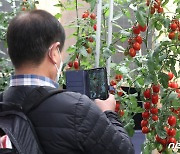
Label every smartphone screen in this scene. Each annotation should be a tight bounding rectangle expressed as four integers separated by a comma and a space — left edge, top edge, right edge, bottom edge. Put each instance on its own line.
87, 68, 108, 100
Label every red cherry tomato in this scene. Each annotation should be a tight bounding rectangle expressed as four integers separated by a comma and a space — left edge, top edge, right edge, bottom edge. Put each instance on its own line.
141, 120, 148, 127
142, 111, 150, 119
115, 74, 123, 81
129, 48, 136, 57
68, 61, 73, 68
151, 94, 159, 104
168, 32, 175, 40
142, 126, 149, 134
134, 35, 143, 44
157, 7, 164, 13
150, 107, 158, 114
167, 115, 176, 126
152, 84, 160, 93
90, 13, 96, 20
132, 26, 140, 35
93, 24, 97, 31
143, 89, 151, 99
168, 137, 176, 144
73, 61, 79, 69
138, 24, 147, 32
170, 23, 177, 31
144, 102, 151, 110
152, 115, 158, 121
150, 7, 155, 14
168, 72, 174, 80
167, 128, 176, 137
133, 42, 141, 51
110, 80, 117, 86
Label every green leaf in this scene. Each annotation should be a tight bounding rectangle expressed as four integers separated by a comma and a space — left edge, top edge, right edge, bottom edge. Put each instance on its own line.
162, 0, 169, 6
54, 13, 62, 19
136, 11, 145, 27
159, 72, 168, 88
113, 13, 123, 21
118, 66, 129, 74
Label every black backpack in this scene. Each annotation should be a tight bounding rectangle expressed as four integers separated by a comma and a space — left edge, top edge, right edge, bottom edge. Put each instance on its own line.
0, 86, 64, 154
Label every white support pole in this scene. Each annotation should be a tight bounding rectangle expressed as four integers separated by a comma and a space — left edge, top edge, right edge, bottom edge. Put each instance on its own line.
106, 0, 114, 83
95, 0, 102, 68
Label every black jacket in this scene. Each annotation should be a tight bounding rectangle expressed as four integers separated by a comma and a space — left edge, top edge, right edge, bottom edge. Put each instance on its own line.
3, 86, 135, 154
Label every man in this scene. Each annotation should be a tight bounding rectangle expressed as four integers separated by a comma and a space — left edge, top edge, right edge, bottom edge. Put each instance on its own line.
4, 10, 134, 154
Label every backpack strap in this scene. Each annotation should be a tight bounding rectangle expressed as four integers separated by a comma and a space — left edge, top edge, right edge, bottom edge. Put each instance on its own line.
23, 86, 65, 114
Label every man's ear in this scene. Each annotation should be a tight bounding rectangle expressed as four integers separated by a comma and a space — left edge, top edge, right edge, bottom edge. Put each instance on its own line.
48, 42, 60, 64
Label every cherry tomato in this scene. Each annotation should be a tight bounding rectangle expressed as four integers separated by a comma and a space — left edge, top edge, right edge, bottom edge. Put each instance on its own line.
82, 13, 89, 18
68, 61, 73, 68
168, 32, 175, 40
168, 82, 172, 88
176, 89, 180, 93
73, 61, 79, 69
168, 137, 176, 144
141, 120, 148, 127
170, 23, 177, 31
86, 47, 92, 54
110, 80, 116, 86
93, 24, 97, 31
129, 48, 136, 57
151, 94, 158, 104
115, 103, 120, 112
155, 135, 167, 145
142, 126, 149, 134
152, 84, 160, 93
132, 26, 140, 35
90, 13, 96, 20
142, 111, 150, 119
138, 24, 147, 32
154, 0, 161, 8
167, 128, 176, 137
117, 91, 123, 97
88, 37, 94, 42
143, 89, 151, 99
144, 102, 151, 110
150, 107, 158, 114
167, 115, 176, 126
157, 7, 164, 13
133, 42, 141, 51
150, 7, 155, 14
134, 35, 143, 44
152, 115, 158, 121
115, 74, 123, 81
171, 82, 178, 89
168, 72, 174, 80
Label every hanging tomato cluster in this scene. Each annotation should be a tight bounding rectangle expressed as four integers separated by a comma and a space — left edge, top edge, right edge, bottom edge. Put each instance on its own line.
168, 18, 180, 40
127, 24, 147, 57
110, 74, 125, 116
146, 0, 164, 14
141, 71, 180, 152
141, 83, 160, 134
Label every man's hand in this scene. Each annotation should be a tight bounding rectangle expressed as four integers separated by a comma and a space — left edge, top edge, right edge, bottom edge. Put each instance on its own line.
95, 94, 116, 112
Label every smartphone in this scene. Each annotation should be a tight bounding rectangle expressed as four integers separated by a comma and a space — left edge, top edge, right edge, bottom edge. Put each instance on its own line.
87, 67, 109, 100
65, 67, 109, 100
